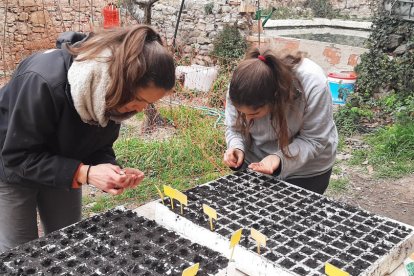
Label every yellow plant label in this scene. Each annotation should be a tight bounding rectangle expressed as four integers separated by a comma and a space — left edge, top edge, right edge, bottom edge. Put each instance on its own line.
203, 204, 217, 231
203, 204, 217, 219
325, 263, 350, 276
163, 185, 177, 209
251, 228, 267, 247
154, 184, 165, 205
182, 263, 199, 276
230, 228, 242, 248
251, 228, 267, 255
163, 185, 187, 214
175, 190, 188, 206
229, 228, 243, 260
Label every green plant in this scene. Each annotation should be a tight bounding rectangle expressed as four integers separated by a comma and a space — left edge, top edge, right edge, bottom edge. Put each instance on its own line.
395, 95, 414, 124
212, 25, 247, 66
304, 0, 337, 18
269, 6, 313, 19
355, 14, 414, 102
328, 179, 349, 192
334, 106, 373, 136
349, 122, 414, 178
208, 72, 230, 109
204, 2, 214, 15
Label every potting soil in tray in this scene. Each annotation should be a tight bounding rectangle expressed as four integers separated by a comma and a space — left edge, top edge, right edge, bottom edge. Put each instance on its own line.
0, 207, 228, 276
155, 170, 414, 276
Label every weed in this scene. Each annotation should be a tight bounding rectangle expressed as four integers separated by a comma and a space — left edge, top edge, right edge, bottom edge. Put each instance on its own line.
349, 122, 414, 178
208, 71, 231, 108
328, 178, 348, 192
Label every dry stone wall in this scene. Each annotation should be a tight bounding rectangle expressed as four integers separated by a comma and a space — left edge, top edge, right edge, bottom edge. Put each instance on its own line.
0, 0, 113, 73
149, 0, 252, 65
1, 0, 374, 73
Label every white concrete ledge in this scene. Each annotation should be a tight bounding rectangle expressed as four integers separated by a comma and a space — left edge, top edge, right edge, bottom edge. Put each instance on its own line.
265, 18, 372, 30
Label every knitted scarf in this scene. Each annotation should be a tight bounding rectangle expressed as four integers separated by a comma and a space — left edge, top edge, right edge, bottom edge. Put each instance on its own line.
67, 49, 136, 127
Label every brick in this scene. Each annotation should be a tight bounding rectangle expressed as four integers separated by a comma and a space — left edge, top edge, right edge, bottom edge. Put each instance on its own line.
323, 46, 341, 65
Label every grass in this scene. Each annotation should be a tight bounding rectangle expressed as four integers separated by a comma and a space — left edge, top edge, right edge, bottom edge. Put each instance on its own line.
328, 178, 349, 192
82, 105, 414, 215
349, 122, 414, 178
83, 106, 230, 215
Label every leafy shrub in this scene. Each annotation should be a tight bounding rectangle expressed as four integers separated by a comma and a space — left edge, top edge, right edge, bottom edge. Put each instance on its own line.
355, 13, 414, 100
304, 0, 337, 18
334, 106, 373, 135
269, 6, 313, 20
212, 25, 247, 66
395, 95, 414, 124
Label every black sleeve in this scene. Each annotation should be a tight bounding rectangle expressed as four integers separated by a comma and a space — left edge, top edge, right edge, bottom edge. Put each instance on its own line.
87, 146, 118, 166
1, 72, 81, 189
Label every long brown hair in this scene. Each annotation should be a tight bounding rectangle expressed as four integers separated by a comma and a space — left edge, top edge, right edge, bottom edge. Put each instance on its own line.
67, 25, 175, 111
229, 48, 304, 158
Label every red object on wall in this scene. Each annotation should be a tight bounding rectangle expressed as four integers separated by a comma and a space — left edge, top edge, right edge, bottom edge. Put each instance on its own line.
103, 4, 120, 29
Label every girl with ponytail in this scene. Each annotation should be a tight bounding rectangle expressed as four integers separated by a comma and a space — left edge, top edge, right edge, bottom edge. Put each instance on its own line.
224, 48, 338, 194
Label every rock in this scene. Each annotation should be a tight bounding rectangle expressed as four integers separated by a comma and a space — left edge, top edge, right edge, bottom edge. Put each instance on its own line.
18, 12, 29, 21
336, 153, 351, 161
30, 11, 49, 26
385, 34, 404, 51
86, 202, 97, 208
19, 0, 37, 7
393, 42, 414, 55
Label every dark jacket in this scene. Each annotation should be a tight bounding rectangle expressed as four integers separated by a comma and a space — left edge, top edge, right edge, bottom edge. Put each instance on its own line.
0, 48, 120, 190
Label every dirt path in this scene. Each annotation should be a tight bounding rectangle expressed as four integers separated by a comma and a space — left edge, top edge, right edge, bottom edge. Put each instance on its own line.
328, 169, 414, 227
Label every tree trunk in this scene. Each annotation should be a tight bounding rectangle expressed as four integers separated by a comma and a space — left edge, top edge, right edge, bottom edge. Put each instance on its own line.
125, 0, 171, 134
142, 103, 169, 134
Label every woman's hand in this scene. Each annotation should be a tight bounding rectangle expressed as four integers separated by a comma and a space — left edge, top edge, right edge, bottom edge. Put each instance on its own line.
80, 164, 137, 195
122, 167, 145, 189
248, 155, 280, 175
223, 148, 244, 168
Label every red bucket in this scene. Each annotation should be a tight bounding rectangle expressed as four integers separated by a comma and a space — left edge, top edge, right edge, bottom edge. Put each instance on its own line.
103, 4, 120, 29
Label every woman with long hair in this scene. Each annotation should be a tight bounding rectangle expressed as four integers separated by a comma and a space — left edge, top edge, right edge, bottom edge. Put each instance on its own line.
0, 25, 175, 251
224, 48, 338, 194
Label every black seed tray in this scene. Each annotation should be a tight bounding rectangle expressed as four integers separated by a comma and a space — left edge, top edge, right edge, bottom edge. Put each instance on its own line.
162, 170, 414, 275
0, 207, 228, 276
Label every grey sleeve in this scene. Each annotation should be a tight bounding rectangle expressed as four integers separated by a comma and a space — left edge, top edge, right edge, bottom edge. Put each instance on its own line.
275, 82, 335, 178
224, 93, 246, 152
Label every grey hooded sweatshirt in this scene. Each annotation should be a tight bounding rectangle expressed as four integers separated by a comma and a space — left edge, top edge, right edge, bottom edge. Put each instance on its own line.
225, 58, 338, 179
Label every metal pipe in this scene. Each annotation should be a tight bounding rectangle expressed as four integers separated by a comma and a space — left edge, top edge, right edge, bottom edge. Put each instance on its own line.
172, 0, 185, 48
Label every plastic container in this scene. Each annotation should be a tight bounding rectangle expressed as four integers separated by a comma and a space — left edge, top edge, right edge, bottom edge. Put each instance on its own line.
175, 65, 219, 93
103, 4, 120, 29
328, 72, 357, 105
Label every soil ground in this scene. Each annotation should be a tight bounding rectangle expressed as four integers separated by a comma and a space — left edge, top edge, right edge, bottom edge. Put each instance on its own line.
328, 166, 414, 227
1, 78, 412, 228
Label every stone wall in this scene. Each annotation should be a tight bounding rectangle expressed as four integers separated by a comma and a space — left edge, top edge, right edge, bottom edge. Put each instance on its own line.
0, 0, 117, 73
0, 0, 252, 72
0, 0, 374, 73
149, 0, 252, 65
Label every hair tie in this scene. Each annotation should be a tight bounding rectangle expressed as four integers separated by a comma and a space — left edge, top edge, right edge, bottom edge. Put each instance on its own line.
258, 55, 266, 62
